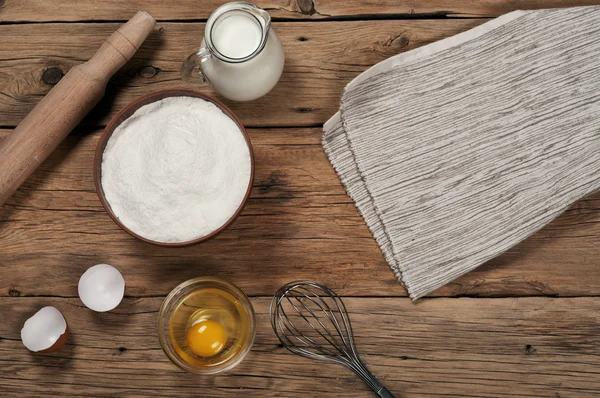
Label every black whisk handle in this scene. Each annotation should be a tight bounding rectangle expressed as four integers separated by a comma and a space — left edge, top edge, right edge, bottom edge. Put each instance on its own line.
376, 386, 396, 398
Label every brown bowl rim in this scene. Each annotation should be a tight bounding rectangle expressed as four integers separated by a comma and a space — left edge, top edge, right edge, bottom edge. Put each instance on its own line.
93, 89, 255, 247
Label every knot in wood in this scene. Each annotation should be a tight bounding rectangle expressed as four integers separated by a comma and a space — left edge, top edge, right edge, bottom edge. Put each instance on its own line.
297, 0, 315, 15
0, 0, 6, 9
8, 289, 20, 297
139, 66, 159, 78
42, 67, 64, 85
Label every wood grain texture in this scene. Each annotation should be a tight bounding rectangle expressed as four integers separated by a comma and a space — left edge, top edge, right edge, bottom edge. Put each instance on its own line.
1, 129, 600, 298
1, 0, 600, 21
0, 19, 483, 127
1, 296, 598, 397
1, 3, 599, 396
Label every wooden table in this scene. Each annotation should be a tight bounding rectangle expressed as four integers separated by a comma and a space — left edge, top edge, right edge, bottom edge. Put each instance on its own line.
1, 1, 599, 396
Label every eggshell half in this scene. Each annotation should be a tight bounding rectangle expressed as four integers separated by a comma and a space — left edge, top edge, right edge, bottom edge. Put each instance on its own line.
21, 306, 69, 352
78, 263, 125, 312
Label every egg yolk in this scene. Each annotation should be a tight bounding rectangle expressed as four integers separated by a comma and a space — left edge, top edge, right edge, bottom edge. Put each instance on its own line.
186, 319, 227, 357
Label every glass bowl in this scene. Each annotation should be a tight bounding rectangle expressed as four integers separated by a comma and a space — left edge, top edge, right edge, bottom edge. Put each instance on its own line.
158, 277, 256, 374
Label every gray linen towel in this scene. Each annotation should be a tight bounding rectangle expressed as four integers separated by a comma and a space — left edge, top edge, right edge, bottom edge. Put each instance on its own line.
323, 6, 600, 299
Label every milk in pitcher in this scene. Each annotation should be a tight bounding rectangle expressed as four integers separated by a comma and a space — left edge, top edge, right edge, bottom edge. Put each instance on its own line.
182, 2, 285, 102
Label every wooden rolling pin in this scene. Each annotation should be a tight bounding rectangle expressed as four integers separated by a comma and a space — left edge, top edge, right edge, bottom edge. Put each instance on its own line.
0, 11, 156, 206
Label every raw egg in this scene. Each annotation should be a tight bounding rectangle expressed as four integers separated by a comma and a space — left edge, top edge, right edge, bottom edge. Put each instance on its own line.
21, 306, 69, 352
186, 319, 227, 357
78, 264, 125, 312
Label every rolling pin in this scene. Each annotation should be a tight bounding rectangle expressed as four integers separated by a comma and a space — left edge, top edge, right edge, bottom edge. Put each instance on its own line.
0, 11, 156, 206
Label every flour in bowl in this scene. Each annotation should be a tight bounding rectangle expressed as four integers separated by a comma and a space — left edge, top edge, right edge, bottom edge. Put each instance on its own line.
101, 96, 252, 243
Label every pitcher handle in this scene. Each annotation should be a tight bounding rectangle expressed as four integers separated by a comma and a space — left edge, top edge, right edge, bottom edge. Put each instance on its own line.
181, 47, 211, 83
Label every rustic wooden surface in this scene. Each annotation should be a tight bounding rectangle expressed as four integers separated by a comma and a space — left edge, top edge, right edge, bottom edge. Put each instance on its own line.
2, 297, 599, 396
1, 1, 599, 397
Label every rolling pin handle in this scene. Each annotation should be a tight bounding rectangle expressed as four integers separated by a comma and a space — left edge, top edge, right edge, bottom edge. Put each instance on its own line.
0, 11, 156, 207
86, 11, 156, 80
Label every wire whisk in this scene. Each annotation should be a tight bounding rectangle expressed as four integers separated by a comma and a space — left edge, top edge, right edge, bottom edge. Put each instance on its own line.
270, 281, 396, 398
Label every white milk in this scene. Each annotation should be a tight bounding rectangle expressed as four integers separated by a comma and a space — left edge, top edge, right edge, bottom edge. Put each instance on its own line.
212, 14, 262, 59
200, 11, 285, 101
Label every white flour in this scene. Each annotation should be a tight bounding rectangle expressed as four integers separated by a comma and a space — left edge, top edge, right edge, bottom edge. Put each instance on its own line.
101, 96, 251, 243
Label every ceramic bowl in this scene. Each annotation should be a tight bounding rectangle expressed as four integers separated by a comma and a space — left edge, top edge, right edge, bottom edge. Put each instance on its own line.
93, 89, 254, 247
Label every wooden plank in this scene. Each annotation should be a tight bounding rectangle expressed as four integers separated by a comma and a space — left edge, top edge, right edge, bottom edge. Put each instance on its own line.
0, 20, 484, 128
1, 296, 598, 396
1, 0, 600, 22
1, 129, 600, 298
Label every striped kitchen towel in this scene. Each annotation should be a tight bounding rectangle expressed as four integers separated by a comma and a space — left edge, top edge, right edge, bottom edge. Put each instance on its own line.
323, 6, 600, 299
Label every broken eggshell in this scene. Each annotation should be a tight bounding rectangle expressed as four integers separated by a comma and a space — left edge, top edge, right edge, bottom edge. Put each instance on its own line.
78, 263, 125, 312
21, 306, 69, 353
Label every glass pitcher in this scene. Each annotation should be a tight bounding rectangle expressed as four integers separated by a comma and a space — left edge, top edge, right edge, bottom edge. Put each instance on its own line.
181, 2, 285, 102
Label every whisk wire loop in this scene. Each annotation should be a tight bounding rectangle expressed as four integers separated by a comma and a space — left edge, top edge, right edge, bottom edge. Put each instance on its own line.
286, 289, 348, 352
276, 295, 346, 360
270, 281, 396, 398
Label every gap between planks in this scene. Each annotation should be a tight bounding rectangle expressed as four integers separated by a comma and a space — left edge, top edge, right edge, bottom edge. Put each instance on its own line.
0, 15, 491, 26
